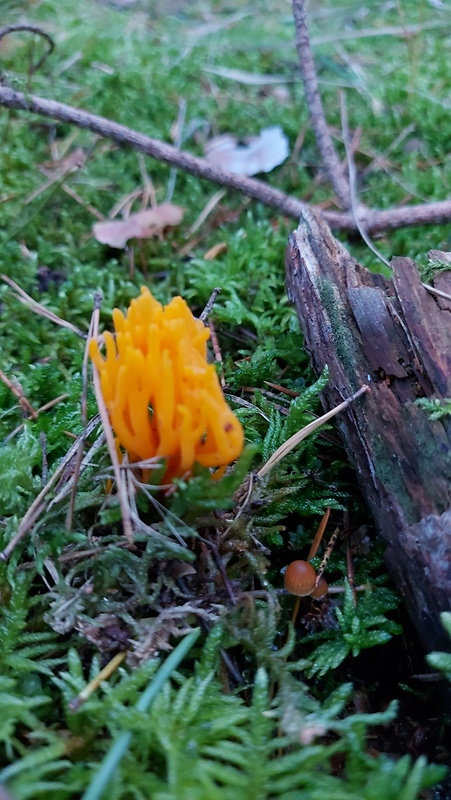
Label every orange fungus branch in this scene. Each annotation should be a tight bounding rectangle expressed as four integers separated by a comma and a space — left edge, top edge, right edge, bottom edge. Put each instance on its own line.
89, 287, 244, 481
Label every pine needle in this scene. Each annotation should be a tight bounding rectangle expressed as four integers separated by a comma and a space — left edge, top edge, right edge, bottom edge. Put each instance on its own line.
257, 385, 369, 479
1, 274, 86, 338
81, 629, 200, 800
69, 652, 127, 711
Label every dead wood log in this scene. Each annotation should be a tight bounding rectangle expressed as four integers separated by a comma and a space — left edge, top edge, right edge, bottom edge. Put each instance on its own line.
285, 209, 451, 652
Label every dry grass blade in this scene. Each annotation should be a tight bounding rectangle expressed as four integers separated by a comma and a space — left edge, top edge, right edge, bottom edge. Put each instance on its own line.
310, 19, 448, 47
257, 385, 369, 479
62, 184, 105, 220
340, 92, 391, 269
90, 339, 134, 545
66, 294, 102, 531
0, 414, 102, 561
3, 393, 69, 444
49, 431, 105, 509
0, 368, 37, 418
423, 283, 451, 302
188, 189, 226, 235
307, 506, 331, 561
0, 465, 65, 562
1, 274, 86, 338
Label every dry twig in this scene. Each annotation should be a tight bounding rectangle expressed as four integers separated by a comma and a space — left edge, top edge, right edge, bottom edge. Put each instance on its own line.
3, 393, 69, 444
1, 86, 451, 233
0, 368, 37, 419
199, 287, 221, 322
291, 0, 351, 208
0, 24, 54, 74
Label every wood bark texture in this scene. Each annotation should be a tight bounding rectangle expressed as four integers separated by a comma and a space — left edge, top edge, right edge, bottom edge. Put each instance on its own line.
285, 210, 451, 651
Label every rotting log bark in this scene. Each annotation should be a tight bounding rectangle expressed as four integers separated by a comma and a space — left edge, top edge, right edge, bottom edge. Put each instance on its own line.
285, 209, 451, 652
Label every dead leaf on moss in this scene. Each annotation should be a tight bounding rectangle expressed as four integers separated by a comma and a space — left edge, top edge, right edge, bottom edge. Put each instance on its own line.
93, 203, 184, 249
205, 126, 289, 176
204, 242, 228, 261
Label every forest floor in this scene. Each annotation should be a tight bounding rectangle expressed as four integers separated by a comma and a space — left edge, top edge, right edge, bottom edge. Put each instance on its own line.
1, 1, 451, 798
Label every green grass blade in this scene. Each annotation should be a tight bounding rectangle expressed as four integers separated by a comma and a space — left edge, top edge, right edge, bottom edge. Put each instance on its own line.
81, 628, 200, 800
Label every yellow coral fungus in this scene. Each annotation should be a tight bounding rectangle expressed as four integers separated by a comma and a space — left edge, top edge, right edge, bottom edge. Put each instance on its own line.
89, 287, 244, 482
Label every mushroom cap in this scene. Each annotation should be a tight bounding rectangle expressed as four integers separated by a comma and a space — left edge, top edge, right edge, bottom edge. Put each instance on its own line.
310, 575, 328, 599
284, 560, 317, 597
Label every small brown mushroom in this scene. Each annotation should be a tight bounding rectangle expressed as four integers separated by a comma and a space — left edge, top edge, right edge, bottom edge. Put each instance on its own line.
310, 575, 328, 599
284, 560, 317, 597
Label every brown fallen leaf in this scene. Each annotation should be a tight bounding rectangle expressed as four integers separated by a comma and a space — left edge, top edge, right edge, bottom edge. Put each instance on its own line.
93, 203, 184, 249
205, 125, 289, 176
204, 242, 228, 261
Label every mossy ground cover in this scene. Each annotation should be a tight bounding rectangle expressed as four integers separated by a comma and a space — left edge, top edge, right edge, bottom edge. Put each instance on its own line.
0, 1, 450, 798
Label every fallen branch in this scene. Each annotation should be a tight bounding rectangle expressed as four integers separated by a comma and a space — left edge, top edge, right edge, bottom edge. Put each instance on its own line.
285, 209, 451, 651
292, 0, 351, 208
1, 86, 451, 233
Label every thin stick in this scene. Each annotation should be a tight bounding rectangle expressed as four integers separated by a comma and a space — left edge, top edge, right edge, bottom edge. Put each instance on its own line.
40, 431, 48, 485
199, 287, 221, 322
307, 506, 330, 561
0, 368, 37, 418
315, 528, 340, 583
322, 200, 451, 234
257, 385, 369, 479
422, 283, 451, 302
69, 652, 127, 711
1, 86, 451, 233
208, 319, 225, 387
291, 0, 350, 208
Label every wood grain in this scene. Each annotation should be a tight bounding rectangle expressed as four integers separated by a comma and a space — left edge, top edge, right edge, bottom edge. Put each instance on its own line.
286, 210, 451, 650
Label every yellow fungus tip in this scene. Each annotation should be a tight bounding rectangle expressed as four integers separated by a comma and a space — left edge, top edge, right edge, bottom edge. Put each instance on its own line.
90, 287, 244, 482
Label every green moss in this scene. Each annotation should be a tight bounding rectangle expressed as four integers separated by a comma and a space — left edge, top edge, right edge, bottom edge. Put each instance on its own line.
317, 277, 358, 384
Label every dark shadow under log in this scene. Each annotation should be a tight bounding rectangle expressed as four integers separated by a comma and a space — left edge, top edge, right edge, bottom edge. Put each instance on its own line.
285, 210, 451, 651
